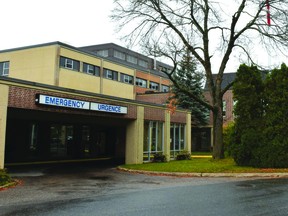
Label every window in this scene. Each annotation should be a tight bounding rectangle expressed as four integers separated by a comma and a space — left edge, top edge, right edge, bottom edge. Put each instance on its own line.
60, 56, 80, 71
143, 121, 164, 162
149, 81, 159, 91
0, 61, 9, 76
223, 100, 227, 117
161, 85, 170, 92
127, 55, 137, 64
103, 68, 118, 81
170, 124, 186, 158
135, 78, 147, 88
138, 59, 148, 68
96, 50, 108, 57
83, 63, 100, 76
121, 74, 133, 84
114, 50, 125, 60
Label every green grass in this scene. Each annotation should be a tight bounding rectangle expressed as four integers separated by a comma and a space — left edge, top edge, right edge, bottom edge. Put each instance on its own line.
120, 158, 288, 173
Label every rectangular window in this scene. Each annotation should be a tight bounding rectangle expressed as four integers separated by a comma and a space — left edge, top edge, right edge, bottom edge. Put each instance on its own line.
135, 78, 147, 88
127, 55, 137, 64
161, 85, 170, 92
0, 61, 9, 76
149, 81, 159, 91
114, 50, 126, 60
121, 73, 133, 84
60, 56, 80, 71
223, 100, 227, 117
143, 121, 164, 162
96, 50, 108, 57
170, 123, 186, 158
83, 63, 100, 76
104, 68, 118, 81
139, 59, 148, 68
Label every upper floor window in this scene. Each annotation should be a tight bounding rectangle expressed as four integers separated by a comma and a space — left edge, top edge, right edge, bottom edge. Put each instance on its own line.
60, 56, 80, 71
149, 81, 159, 91
223, 100, 227, 117
121, 74, 133, 84
135, 78, 147, 88
83, 63, 100, 76
114, 50, 125, 60
96, 50, 108, 57
161, 85, 170, 92
103, 68, 118, 81
127, 55, 137, 64
0, 61, 9, 76
139, 59, 148, 68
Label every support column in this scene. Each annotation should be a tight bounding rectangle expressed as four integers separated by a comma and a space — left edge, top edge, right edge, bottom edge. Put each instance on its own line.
125, 106, 144, 164
185, 112, 192, 153
0, 84, 8, 169
163, 110, 171, 161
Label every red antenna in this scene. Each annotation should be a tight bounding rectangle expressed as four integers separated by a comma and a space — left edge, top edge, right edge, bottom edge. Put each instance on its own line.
266, 0, 271, 26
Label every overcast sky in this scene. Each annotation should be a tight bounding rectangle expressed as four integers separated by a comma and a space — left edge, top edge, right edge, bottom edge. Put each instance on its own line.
1, 0, 286, 72
0, 0, 121, 50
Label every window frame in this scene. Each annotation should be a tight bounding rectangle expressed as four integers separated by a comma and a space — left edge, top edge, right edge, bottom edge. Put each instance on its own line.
149, 81, 159, 91
60, 56, 80, 71
135, 78, 147, 88
138, 59, 148, 68
83, 63, 100, 76
114, 50, 126, 60
161, 85, 170, 92
127, 55, 137, 64
0, 61, 9, 76
121, 73, 133, 84
104, 68, 118, 81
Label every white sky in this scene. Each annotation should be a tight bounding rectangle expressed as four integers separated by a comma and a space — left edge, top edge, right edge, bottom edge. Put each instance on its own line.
1, 0, 286, 72
0, 0, 121, 50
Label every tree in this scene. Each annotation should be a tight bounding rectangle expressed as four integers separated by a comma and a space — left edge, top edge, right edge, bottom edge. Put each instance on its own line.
169, 54, 209, 126
231, 64, 264, 166
111, 0, 288, 159
257, 63, 288, 167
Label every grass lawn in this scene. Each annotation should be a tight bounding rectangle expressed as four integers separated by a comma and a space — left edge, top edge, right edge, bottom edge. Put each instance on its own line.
120, 158, 288, 173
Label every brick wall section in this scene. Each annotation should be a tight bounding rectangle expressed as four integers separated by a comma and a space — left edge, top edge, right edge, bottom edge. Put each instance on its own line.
204, 89, 234, 126
8, 86, 188, 124
170, 111, 187, 123
144, 107, 165, 121
8, 86, 137, 120
136, 92, 170, 105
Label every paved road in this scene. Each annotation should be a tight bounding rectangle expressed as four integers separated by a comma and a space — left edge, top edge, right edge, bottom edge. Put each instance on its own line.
1, 162, 288, 216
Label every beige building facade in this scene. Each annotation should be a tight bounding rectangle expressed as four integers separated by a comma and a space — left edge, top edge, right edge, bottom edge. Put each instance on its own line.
0, 42, 191, 168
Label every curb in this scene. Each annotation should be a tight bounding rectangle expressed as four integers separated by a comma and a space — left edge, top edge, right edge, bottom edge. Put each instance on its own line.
117, 167, 288, 178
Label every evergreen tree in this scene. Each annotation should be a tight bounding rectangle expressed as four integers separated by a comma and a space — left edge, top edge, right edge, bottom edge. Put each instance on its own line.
231, 64, 264, 166
256, 63, 288, 167
169, 55, 209, 126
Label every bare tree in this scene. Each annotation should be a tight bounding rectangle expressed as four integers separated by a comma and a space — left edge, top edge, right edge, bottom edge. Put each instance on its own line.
111, 0, 288, 159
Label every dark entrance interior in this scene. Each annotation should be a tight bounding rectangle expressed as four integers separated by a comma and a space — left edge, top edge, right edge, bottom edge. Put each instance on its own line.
5, 108, 127, 163
191, 127, 212, 152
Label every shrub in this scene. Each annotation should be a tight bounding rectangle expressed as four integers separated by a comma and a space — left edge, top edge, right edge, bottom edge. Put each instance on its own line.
176, 150, 191, 160
152, 152, 167, 162
0, 169, 12, 186
223, 122, 235, 157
